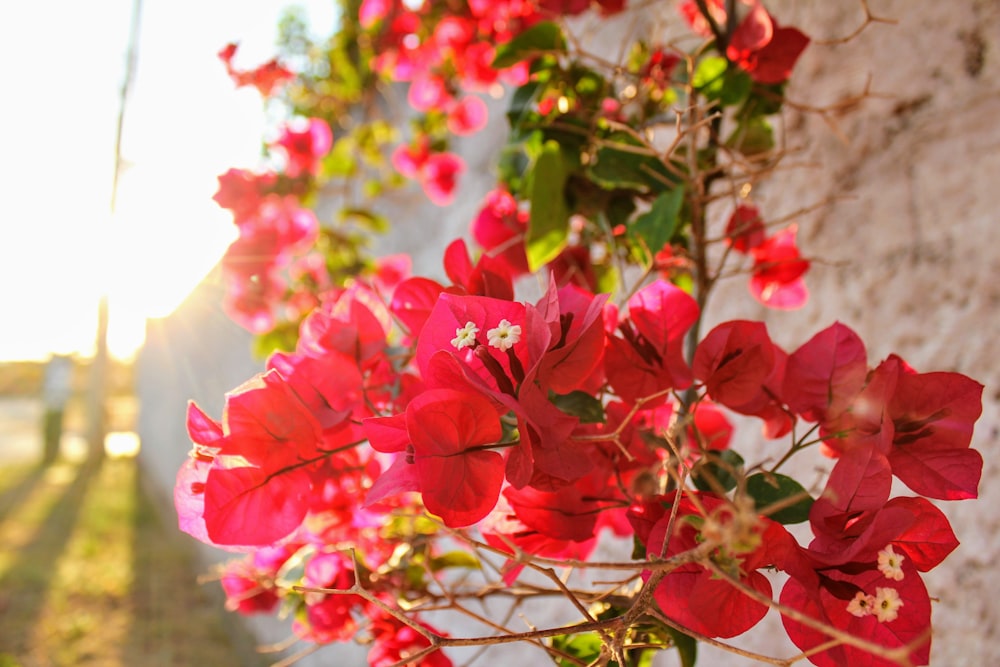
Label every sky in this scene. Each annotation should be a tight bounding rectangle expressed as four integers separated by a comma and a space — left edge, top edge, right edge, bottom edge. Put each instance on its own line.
0, 0, 336, 361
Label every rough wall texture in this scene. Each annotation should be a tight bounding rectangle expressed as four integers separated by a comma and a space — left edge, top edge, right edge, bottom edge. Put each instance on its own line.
696, 1, 1000, 664
137, 1, 1000, 664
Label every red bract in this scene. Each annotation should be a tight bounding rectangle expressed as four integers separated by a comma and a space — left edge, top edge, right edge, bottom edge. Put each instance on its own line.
218, 42, 295, 96
750, 224, 809, 309
693, 320, 780, 412
220, 557, 281, 614
448, 95, 489, 135
629, 492, 800, 638
365, 388, 507, 527
605, 279, 699, 405
293, 551, 363, 644
298, 284, 390, 367
421, 151, 465, 206
415, 291, 529, 395
885, 358, 984, 500
471, 188, 530, 277
481, 493, 598, 584
781, 561, 931, 667
213, 168, 276, 221
274, 118, 334, 178
822, 354, 984, 501
783, 322, 868, 423
727, 2, 810, 84
199, 370, 325, 547
367, 606, 453, 667
532, 280, 608, 395
725, 203, 765, 253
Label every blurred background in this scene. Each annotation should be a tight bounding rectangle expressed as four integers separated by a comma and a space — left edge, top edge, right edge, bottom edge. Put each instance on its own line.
0, 1, 333, 664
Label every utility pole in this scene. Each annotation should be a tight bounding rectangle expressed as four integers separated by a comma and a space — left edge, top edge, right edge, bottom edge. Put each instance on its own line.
87, 0, 143, 459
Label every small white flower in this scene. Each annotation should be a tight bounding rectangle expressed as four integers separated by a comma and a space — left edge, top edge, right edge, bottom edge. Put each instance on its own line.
877, 545, 905, 581
451, 321, 480, 350
873, 587, 904, 623
846, 591, 875, 618
486, 319, 522, 351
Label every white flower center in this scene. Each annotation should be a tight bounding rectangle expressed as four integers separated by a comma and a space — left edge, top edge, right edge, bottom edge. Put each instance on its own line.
451, 321, 480, 350
877, 545, 905, 581
873, 587, 903, 623
486, 319, 522, 351
846, 591, 875, 618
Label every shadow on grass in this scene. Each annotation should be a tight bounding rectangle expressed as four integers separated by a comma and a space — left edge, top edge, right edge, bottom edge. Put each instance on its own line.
0, 465, 44, 526
0, 457, 102, 656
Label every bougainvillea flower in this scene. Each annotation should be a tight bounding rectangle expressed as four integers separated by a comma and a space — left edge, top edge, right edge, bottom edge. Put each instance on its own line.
358, 0, 394, 28
780, 559, 931, 667
628, 492, 801, 638
415, 291, 529, 395
198, 370, 325, 547
783, 322, 868, 424
725, 203, 765, 253
292, 551, 363, 644
218, 42, 295, 97
391, 137, 430, 179
693, 320, 779, 411
298, 283, 391, 367
367, 604, 454, 667
726, 2, 810, 84
605, 279, 699, 405
219, 556, 281, 614
274, 118, 334, 178
212, 168, 276, 222
471, 188, 530, 277
364, 388, 507, 526
822, 354, 984, 500
750, 224, 809, 309
447, 95, 489, 136
420, 151, 465, 206
408, 75, 452, 112
481, 494, 598, 584
532, 280, 608, 395
175, 402, 224, 546
883, 357, 984, 500
443, 238, 515, 300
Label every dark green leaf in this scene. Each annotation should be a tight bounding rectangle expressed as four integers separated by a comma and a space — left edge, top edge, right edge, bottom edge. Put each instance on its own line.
527, 140, 570, 271
665, 626, 698, 667
629, 187, 685, 258
589, 133, 678, 192
746, 472, 814, 524
493, 21, 566, 69
692, 450, 744, 493
726, 117, 774, 156
550, 391, 606, 423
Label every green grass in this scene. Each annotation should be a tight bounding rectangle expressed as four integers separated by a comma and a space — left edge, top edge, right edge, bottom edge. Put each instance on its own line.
0, 456, 263, 666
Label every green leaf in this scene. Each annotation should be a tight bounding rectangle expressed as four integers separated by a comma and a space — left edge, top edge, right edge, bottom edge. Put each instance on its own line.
526, 140, 570, 271
692, 450, 744, 493
726, 117, 774, 156
589, 133, 678, 192
692, 56, 751, 106
745, 472, 814, 524
550, 391, 606, 423
429, 551, 481, 572
493, 21, 566, 69
629, 187, 685, 258
665, 626, 698, 667
339, 207, 388, 233
551, 633, 604, 667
